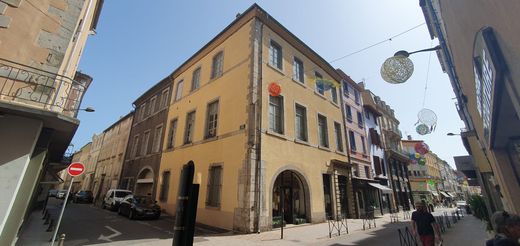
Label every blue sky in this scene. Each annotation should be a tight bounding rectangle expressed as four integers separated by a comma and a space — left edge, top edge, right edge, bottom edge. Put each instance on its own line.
74, 0, 467, 167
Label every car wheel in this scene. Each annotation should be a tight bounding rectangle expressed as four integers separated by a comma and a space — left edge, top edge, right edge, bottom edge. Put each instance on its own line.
129, 209, 135, 220
117, 207, 122, 215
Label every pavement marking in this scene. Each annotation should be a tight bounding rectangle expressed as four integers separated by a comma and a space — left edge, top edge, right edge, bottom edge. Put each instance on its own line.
98, 225, 122, 242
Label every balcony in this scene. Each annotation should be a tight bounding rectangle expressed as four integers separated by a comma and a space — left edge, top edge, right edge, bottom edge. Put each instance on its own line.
0, 58, 89, 118
383, 127, 402, 139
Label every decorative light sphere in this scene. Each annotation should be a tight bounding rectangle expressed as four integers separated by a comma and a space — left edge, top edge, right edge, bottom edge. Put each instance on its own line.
418, 108, 438, 126
415, 153, 422, 159
415, 142, 430, 155
418, 158, 426, 166
380, 55, 414, 84
416, 124, 430, 135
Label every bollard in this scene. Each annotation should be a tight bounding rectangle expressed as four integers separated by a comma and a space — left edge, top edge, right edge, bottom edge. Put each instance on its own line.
57, 234, 66, 246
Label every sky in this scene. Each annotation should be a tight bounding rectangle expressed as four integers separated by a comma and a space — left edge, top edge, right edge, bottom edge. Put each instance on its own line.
73, 0, 468, 167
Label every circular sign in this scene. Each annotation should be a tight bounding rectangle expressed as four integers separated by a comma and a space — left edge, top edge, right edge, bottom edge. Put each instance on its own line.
268, 82, 281, 97
67, 162, 85, 177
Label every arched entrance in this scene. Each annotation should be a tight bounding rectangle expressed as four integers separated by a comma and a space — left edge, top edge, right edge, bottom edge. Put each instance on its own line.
272, 170, 309, 226
135, 168, 154, 196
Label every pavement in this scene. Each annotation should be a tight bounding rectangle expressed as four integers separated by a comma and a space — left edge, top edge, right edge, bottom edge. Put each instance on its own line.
16, 202, 490, 246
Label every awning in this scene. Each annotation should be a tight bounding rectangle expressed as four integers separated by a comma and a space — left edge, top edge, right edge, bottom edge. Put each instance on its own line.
368, 183, 393, 194
439, 191, 451, 197
447, 192, 457, 197
431, 191, 439, 196
136, 178, 154, 184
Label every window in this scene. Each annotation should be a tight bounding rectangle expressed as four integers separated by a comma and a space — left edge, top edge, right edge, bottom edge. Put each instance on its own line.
206, 165, 223, 207
342, 82, 349, 97
361, 136, 367, 154
205, 100, 219, 138
293, 57, 304, 82
365, 110, 370, 120
269, 40, 283, 70
152, 125, 163, 153
295, 104, 307, 141
159, 171, 170, 202
175, 80, 184, 101
131, 135, 140, 158
167, 119, 177, 149
191, 67, 201, 91
211, 51, 224, 79
142, 130, 151, 155
334, 122, 343, 152
269, 95, 284, 134
160, 88, 169, 109
331, 87, 338, 104
318, 114, 329, 148
349, 131, 356, 152
354, 89, 361, 105
139, 103, 146, 121
149, 96, 157, 115
357, 111, 364, 128
365, 166, 371, 179
315, 72, 324, 95
345, 104, 352, 122
184, 111, 196, 144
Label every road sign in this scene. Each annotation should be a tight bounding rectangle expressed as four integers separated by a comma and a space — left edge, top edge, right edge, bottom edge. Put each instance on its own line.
67, 162, 85, 176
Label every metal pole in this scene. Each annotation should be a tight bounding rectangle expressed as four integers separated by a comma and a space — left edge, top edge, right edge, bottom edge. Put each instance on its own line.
51, 177, 74, 246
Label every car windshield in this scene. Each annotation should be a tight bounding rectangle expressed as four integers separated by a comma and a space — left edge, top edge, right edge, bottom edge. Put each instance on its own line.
133, 196, 154, 205
115, 191, 131, 198
79, 191, 92, 195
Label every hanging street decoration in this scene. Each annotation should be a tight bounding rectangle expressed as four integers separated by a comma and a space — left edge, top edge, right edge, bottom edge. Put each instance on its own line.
418, 158, 426, 166
415, 153, 422, 159
415, 142, 430, 155
416, 124, 430, 135
313, 78, 337, 91
380, 54, 414, 84
268, 82, 281, 97
427, 179, 436, 186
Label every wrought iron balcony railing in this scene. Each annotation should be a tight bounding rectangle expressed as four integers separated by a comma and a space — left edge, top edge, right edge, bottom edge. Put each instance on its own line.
0, 58, 87, 118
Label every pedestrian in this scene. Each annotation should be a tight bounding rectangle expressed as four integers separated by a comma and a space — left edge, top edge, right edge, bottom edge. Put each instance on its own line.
486, 211, 520, 246
411, 201, 442, 246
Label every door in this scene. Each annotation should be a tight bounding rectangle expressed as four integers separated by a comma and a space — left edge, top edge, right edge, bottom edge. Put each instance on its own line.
338, 175, 349, 218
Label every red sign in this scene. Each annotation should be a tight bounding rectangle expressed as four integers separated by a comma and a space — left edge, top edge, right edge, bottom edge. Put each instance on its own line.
268, 82, 281, 97
67, 162, 85, 177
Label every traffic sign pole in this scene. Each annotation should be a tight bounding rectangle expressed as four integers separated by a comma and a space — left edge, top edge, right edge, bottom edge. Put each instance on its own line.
51, 176, 74, 246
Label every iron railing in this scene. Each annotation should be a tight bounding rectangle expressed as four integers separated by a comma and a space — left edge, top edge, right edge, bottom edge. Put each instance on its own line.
0, 58, 87, 117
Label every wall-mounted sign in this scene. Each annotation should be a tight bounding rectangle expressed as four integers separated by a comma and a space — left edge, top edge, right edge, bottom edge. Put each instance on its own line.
268, 82, 281, 97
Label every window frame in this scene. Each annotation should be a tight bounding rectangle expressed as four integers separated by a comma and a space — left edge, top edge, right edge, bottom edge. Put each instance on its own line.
334, 121, 344, 152
294, 103, 308, 142
317, 114, 329, 148
269, 40, 283, 70
160, 88, 170, 109
205, 99, 219, 139
141, 130, 151, 156
152, 124, 163, 153
184, 111, 196, 145
349, 130, 356, 152
206, 165, 223, 208
211, 51, 224, 79
315, 71, 325, 95
131, 134, 140, 158
269, 95, 284, 134
331, 87, 338, 104
361, 136, 367, 154
175, 80, 184, 101
191, 67, 201, 91
293, 57, 304, 83
167, 118, 178, 149
149, 95, 157, 115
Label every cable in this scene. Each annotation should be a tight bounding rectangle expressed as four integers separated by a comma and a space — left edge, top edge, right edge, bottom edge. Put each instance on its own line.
422, 40, 434, 108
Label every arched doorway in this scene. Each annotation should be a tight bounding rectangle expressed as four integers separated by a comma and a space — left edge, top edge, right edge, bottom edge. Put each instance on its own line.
135, 168, 154, 196
272, 170, 309, 226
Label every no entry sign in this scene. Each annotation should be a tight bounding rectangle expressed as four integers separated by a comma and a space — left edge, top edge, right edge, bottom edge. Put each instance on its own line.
67, 162, 85, 176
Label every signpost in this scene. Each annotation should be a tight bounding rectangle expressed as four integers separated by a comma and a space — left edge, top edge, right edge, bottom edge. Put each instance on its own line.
51, 162, 85, 246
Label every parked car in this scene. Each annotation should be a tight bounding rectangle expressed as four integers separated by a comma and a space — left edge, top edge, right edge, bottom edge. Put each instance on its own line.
117, 195, 161, 220
48, 189, 58, 197
102, 189, 132, 210
73, 190, 93, 203
56, 190, 68, 199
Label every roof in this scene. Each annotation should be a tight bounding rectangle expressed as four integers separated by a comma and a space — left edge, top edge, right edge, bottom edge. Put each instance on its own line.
336, 69, 363, 90
102, 111, 134, 133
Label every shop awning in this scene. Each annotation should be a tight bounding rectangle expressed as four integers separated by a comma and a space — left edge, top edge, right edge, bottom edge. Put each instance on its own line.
448, 192, 457, 198
439, 191, 451, 197
368, 183, 393, 194
431, 191, 439, 196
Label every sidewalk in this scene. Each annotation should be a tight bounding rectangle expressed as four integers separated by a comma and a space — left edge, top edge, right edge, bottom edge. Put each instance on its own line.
16, 198, 65, 246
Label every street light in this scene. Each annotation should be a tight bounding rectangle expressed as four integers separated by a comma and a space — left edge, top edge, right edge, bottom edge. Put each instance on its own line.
80, 106, 95, 112
381, 45, 441, 84
446, 133, 459, 136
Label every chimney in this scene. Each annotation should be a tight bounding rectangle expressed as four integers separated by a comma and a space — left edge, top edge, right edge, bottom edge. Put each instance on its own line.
407, 135, 412, 140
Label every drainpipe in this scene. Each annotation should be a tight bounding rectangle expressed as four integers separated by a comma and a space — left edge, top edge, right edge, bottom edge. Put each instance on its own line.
254, 19, 264, 234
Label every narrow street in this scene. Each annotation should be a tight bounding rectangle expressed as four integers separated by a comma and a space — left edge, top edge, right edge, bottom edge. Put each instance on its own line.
16, 198, 226, 246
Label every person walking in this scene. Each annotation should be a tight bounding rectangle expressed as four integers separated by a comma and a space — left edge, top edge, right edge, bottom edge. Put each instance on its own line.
411, 201, 442, 246
486, 211, 520, 246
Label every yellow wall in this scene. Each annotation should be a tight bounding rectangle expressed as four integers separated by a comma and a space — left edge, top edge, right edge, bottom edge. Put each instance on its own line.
158, 19, 254, 230
260, 25, 349, 222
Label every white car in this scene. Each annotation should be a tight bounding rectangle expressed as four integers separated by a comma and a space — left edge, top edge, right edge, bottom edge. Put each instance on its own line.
102, 189, 132, 210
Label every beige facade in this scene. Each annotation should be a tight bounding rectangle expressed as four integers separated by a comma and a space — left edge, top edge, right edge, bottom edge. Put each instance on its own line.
421, 0, 520, 213
157, 4, 352, 233
0, 0, 102, 244
93, 113, 133, 202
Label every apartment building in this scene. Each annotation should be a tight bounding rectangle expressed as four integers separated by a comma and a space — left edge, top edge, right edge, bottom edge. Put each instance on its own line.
120, 77, 172, 197
421, 0, 519, 214
157, 4, 352, 232
361, 88, 393, 215
0, 0, 103, 244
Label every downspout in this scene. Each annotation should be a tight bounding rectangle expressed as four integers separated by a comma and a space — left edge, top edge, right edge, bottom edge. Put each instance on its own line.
253, 18, 264, 234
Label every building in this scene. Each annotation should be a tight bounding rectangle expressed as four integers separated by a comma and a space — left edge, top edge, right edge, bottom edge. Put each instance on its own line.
119, 76, 172, 197
375, 96, 412, 211
0, 0, 103, 244
158, 4, 352, 232
93, 113, 133, 203
421, 0, 519, 214
63, 142, 92, 192
402, 139, 443, 205
360, 87, 393, 215
337, 71, 376, 218
86, 133, 105, 191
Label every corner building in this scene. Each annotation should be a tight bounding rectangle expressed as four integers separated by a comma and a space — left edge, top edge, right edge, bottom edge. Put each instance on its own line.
158, 4, 353, 232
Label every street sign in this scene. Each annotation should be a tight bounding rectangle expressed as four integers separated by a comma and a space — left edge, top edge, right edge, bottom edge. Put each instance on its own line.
67, 162, 85, 176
